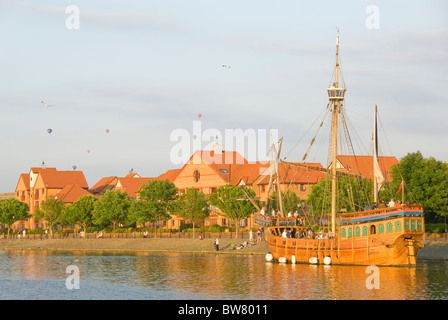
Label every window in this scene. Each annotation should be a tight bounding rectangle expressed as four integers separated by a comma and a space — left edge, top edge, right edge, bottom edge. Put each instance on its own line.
300, 184, 306, 191
370, 225, 376, 235
378, 224, 384, 234
417, 220, 423, 231
362, 226, 368, 236
193, 170, 200, 182
387, 222, 393, 232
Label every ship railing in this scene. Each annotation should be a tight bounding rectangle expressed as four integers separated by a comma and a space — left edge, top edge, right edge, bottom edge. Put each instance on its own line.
254, 213, 271, 227
339, 204, 423, 222
270, 217, 306, 228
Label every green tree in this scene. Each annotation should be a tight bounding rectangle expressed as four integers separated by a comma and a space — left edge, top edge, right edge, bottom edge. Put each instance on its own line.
64, 195, 96, 235
175, 187, 210, 238
267, 190, 302, 214
128, 179, 178, 237
209, 185, 258, 237
383, 151, 448, 221
307, 175, 373, 215
92, 190, 132, 237
0, 198, 30, 238
34, 198, 66, 233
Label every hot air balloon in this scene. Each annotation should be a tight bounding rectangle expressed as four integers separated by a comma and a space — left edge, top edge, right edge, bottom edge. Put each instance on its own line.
105, 129, 110, 134
87, 149, 90, 153
72, 165, 77, 170
198, 114, 202, 118
47, 129, 52, 134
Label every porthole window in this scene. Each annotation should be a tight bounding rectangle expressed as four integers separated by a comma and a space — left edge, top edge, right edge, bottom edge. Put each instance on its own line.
193, 170, 200, 182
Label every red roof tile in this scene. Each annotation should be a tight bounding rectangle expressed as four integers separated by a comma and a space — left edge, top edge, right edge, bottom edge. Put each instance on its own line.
336, 155, 398, 182
15, 174, 30, 191
39, 170, 89, 189
157, 169, 181, 182
115, 177, 155, 198
89, 176, 118, 195
257, 162, 327, 185
55, 184, 93, 203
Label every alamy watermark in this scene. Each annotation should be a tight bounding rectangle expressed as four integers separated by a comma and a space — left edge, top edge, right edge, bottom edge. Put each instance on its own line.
65, 5, 80, 30
365, 265, 380, 289
66, 265, 80, 290
169, 120, 279, 166
365, 5, 380, 30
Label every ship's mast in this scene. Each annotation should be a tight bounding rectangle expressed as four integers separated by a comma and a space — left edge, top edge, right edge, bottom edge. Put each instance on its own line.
373, 105, 379, 203
327, 30, 346, 235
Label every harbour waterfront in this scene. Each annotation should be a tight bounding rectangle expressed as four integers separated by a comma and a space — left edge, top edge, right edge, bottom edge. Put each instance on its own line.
0, 248, 447, 300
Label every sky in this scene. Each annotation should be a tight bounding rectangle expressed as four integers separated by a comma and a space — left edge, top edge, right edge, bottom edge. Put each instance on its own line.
0, 0, 447, 192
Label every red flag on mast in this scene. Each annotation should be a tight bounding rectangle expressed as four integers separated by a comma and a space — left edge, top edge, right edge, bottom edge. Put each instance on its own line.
395, 179, 403, 196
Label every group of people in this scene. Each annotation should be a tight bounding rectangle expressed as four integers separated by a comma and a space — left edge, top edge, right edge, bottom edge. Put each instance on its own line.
249, 227, 264, 243
281, 228, 315, 239
366, 198, 401, 210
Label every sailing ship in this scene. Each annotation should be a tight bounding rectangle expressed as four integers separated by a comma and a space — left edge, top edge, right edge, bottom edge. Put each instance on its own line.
252, 32, 424, 266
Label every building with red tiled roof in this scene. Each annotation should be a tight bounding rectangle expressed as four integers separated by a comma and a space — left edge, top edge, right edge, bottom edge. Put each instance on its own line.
255, 162, 328, 203
114, 177, 155, 199
157, 169, 181, 183
89, 176, 118, 196
90, 173, 155, 199
164, 144, 326, 229
15, 167, 89, 229
54, 184, 93, 204
334, 155, 398, 182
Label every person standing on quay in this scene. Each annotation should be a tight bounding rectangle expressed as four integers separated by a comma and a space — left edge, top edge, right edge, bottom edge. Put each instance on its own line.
214, 238, 219, 251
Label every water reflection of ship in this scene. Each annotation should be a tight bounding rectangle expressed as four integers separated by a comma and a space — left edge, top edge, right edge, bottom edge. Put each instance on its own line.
252, 31, 424, 266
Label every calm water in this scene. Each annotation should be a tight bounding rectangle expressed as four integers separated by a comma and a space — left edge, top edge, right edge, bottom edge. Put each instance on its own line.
0, 250, 447, 300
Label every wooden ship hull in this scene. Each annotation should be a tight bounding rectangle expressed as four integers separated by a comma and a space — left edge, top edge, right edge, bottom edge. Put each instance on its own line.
256, 205, 424, 266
